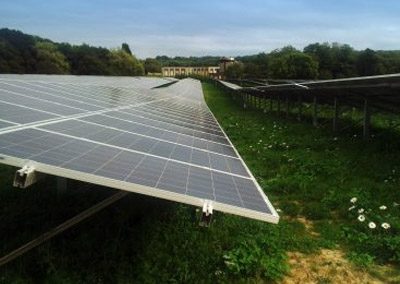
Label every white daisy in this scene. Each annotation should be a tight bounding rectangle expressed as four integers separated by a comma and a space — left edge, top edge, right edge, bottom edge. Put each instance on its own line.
350, 197, 357, 203
368, 222, 376, 229
381, 223, 391, 230
379, 205, 387, 210
358, 215, 365, 222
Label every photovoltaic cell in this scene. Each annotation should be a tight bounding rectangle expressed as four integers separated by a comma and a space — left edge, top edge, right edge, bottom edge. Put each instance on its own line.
0, 75, 278, 223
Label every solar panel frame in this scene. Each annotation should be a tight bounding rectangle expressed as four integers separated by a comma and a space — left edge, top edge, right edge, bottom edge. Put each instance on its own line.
0, 75, 279, 223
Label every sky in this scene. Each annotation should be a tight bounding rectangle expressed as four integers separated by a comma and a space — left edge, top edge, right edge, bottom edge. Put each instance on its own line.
1, 0, 399, 58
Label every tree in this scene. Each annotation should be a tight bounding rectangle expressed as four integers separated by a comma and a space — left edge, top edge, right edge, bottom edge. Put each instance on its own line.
225, 62, 244, 80
304, 42, 334, 79
109, 48, 144, 76
121, 43, 132, 55
357, 48, 385, 76
144, 58, 162, 74
269, 49, 319, 79
330, 43, 357, 78
0, 40, 25, 73
35, 41, 70, 74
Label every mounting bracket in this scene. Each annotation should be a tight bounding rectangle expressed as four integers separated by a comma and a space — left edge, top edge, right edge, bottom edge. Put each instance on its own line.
13, 165, 43, 189
199, 200, 213, 227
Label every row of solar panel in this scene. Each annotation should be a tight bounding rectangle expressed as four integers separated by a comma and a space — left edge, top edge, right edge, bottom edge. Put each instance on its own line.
0, 80, 222, 135
0, 128, 270, 213
0, 75, 175, 89
39, 119, 246, 176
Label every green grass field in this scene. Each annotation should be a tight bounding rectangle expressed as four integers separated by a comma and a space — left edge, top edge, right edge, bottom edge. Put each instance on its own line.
0, 82, 399, 282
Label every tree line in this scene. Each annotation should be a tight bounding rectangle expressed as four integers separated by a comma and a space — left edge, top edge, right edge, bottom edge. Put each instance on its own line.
234, 43, 400, 80
157, 44, 400, 80
0, 28, 144, 76
1, 28, 400, 79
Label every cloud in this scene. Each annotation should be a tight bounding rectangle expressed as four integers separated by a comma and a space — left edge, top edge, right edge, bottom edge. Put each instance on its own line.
0, 0, 399, 58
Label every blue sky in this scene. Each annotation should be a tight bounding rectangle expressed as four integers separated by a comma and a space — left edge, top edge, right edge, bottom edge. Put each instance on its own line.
1, 0, 399, 58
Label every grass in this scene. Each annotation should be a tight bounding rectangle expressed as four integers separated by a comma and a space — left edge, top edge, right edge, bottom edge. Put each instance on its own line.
0, 81, 399, 282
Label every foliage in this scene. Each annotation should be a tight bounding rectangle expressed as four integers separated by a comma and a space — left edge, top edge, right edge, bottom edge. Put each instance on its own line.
357, 48, 385, 76
268, 46, 319, 79
109, 48, 144, 76
144, 58, 162, 74
156, 55, 220, 67
204, 82, 400, 269
35, 41, 70, 74
121, 43, 132, 55
0, 28, 144, 76
343, 197, 400, 263
225, 62, 244, 80
2, 28, 400, 80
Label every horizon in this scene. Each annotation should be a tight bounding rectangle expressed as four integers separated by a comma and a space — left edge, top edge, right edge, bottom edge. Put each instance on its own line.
1, 0, 399, 59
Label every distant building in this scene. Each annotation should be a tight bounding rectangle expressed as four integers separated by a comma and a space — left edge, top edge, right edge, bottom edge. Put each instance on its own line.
219, 57, 236, 77
161, 57, 236, 79
162, 66, 219, 77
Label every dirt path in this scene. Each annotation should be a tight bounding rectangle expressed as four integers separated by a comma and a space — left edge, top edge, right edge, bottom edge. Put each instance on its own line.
282, 249, 382, 284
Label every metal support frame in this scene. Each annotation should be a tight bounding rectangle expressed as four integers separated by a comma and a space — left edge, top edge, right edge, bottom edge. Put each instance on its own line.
270, 97, 273, 112
57, 177, 67, 195
285, 95, 290, 118
277, 95, 281, 114
199, 200, 213, 227
263, 96, 267, 113
363, 98, 371, 139
333, 97, 339, 133
0, 191, 128, 267
241, 92, 247, 109
312, 96, 318, 127
13, 165, 44, 189
297, 95, 302, 121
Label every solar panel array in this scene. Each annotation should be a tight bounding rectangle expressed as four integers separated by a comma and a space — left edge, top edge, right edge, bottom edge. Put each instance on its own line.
0, 75, 278, 223
221, 73, 400, 114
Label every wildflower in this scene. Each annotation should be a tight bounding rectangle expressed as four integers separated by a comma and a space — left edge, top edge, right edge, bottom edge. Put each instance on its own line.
358, 208, 364, 214
381, 223, 391, 230
350, 197, 357, 203
358, 215, 365, 222
348, 205, 356, 211
259, 139, 262, 143
268, 145, 273, 149
379, 205, 387, 210
276, 208, 282, 213
368, 222, 376, 229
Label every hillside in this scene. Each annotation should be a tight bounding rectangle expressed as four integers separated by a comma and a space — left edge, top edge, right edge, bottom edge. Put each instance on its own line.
0, 28, 144, 75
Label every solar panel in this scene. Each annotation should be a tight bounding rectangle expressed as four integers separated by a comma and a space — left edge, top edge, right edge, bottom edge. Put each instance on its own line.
220, 73, 400, 114
0, 75, 279, 223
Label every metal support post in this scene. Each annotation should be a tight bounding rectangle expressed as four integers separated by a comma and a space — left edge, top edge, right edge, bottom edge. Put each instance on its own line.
333, 97, 339, 133
277, 95, 281, 115
363, 98, 371, 139
285, 95, 290, 118
297, 95, 302, 121
313, 96, 318, 127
